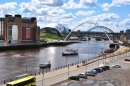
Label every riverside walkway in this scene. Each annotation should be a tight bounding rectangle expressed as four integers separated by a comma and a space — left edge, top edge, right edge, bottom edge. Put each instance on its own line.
36, 46, 130, 86
1, 46, 129, 86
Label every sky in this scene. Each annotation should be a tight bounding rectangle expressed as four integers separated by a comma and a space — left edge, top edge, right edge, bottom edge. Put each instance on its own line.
0, 0, 130, 32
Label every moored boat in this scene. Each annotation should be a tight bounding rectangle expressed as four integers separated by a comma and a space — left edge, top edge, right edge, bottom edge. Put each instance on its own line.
62, 49, 78, 56
39, 61, 51, 68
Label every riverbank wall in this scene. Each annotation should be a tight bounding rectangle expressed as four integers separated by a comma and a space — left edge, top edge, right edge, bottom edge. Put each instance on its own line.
0, 41, 79, 51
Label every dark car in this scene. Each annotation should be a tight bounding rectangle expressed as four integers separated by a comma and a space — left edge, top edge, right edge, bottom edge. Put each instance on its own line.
104, 65, 110, 70
100, 66, 106, 71
85, 71, 95, 77
68, 76, 79, 81
124, 59, 130, 61
100, 66, 109, 71
77, 73, 87, 79
93, 68, 102, 73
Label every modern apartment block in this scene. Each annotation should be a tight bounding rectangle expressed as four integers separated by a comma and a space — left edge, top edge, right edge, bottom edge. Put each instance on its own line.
3, 14, 40, 43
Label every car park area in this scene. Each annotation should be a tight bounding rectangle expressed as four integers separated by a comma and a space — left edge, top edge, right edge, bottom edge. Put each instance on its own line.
52, 56, 130, 86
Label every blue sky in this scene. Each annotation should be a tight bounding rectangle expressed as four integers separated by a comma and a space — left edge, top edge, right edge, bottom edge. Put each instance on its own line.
0, 0, 130, 32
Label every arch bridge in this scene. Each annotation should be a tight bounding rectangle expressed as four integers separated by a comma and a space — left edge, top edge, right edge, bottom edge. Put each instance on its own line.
84, 25, 117, 40
64, 22, 119, 42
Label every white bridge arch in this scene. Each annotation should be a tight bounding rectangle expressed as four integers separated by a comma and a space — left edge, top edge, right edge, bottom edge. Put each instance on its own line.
64, 22, 114, 43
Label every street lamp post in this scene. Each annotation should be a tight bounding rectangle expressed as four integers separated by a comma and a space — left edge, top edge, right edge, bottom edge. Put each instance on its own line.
42, 71, 44, 86
97, 53, 100, 67
26, 64, 27, 74
104, 53, 106, 65
68, 64, 69, 79
66, 57, 69, 79
102, 47, 105, 64
86, 53, 89, 72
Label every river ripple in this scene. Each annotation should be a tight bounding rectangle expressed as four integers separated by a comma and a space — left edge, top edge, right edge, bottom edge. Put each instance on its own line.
0, 40, 110, 84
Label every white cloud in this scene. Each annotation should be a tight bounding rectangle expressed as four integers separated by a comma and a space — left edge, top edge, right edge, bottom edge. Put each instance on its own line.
59, 19, 73, 25
62, 0, 97, 9
83, 13, 119, 22
62, 0, 87, 9
31, 0, 64, 6
0, 2, 17, 16
19, 2, 37, 13
129, 14, 130, 17
37, 16, 58, 23
76, 10, 95, 16
36, 7, 66, 23
48, 7, 65, 16
37, 8, 50, 15
80, 0, 97, 6
101, 0, 130, 11
0, 2, 17, 10
120, 18, 130, 27
67, 13, 120, 32
111, 0, 130, 5
100, 3, 111, 11
61, 13, 76, 19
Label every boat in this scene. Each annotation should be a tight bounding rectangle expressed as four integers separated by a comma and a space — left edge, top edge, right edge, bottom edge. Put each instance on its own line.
62, 49, 78, 56
39, 61, 51, 68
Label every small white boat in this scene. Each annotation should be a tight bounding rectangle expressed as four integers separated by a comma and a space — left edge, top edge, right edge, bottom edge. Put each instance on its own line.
39, 61, 51, 68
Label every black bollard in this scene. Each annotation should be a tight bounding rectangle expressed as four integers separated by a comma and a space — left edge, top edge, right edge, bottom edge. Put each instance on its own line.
4, 80, 6, 84
10, 79, 12, 81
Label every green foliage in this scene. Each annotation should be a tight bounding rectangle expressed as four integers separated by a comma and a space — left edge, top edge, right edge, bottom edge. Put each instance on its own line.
70, 33, 77, 36
40, 32, 44, 36
40, 31, 61, 41
45, 33, 60, 39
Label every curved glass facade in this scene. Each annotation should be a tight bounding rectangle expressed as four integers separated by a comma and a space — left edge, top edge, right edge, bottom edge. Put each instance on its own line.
41, 23, 69, 35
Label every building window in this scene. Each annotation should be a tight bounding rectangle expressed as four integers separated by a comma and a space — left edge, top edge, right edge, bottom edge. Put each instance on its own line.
26, 28, 30, 39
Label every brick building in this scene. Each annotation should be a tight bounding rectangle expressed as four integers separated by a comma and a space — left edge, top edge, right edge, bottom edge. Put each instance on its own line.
1, 14, 40, 43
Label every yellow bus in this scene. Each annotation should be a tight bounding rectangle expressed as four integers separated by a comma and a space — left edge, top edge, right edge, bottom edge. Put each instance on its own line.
6, 74, 36, 86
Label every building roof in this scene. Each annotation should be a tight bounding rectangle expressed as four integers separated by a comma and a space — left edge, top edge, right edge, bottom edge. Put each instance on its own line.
43, 23, 69, 34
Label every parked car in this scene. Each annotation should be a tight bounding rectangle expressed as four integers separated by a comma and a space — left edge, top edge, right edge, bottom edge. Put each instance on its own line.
77, 73, 87, 79
93, 68, 102, 73
99, 67, 103, 72
104, 65, 110, 70
85, 71, 95, 77
92, 70, 98, 74
68, 76, 79, 81
124, 59, 130, 61
112, 64, 121, 68
100, 65, 110, 71
100, 66, 107, 71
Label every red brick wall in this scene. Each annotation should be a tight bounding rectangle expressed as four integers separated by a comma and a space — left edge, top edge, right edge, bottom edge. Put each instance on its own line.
22, 27, 36, 41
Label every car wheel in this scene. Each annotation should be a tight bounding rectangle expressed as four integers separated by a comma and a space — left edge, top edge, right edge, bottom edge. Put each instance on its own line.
77, 78, 79, 81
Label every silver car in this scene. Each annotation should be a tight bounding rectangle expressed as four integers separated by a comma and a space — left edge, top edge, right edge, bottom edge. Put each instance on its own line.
112, 64, 121, 68
77, 73, 87, 79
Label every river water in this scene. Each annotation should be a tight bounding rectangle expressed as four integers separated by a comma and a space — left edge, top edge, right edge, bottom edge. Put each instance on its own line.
0, 40, 111, 84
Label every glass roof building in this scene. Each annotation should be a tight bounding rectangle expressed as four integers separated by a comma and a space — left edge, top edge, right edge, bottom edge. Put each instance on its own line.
41, 23, 70, 36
